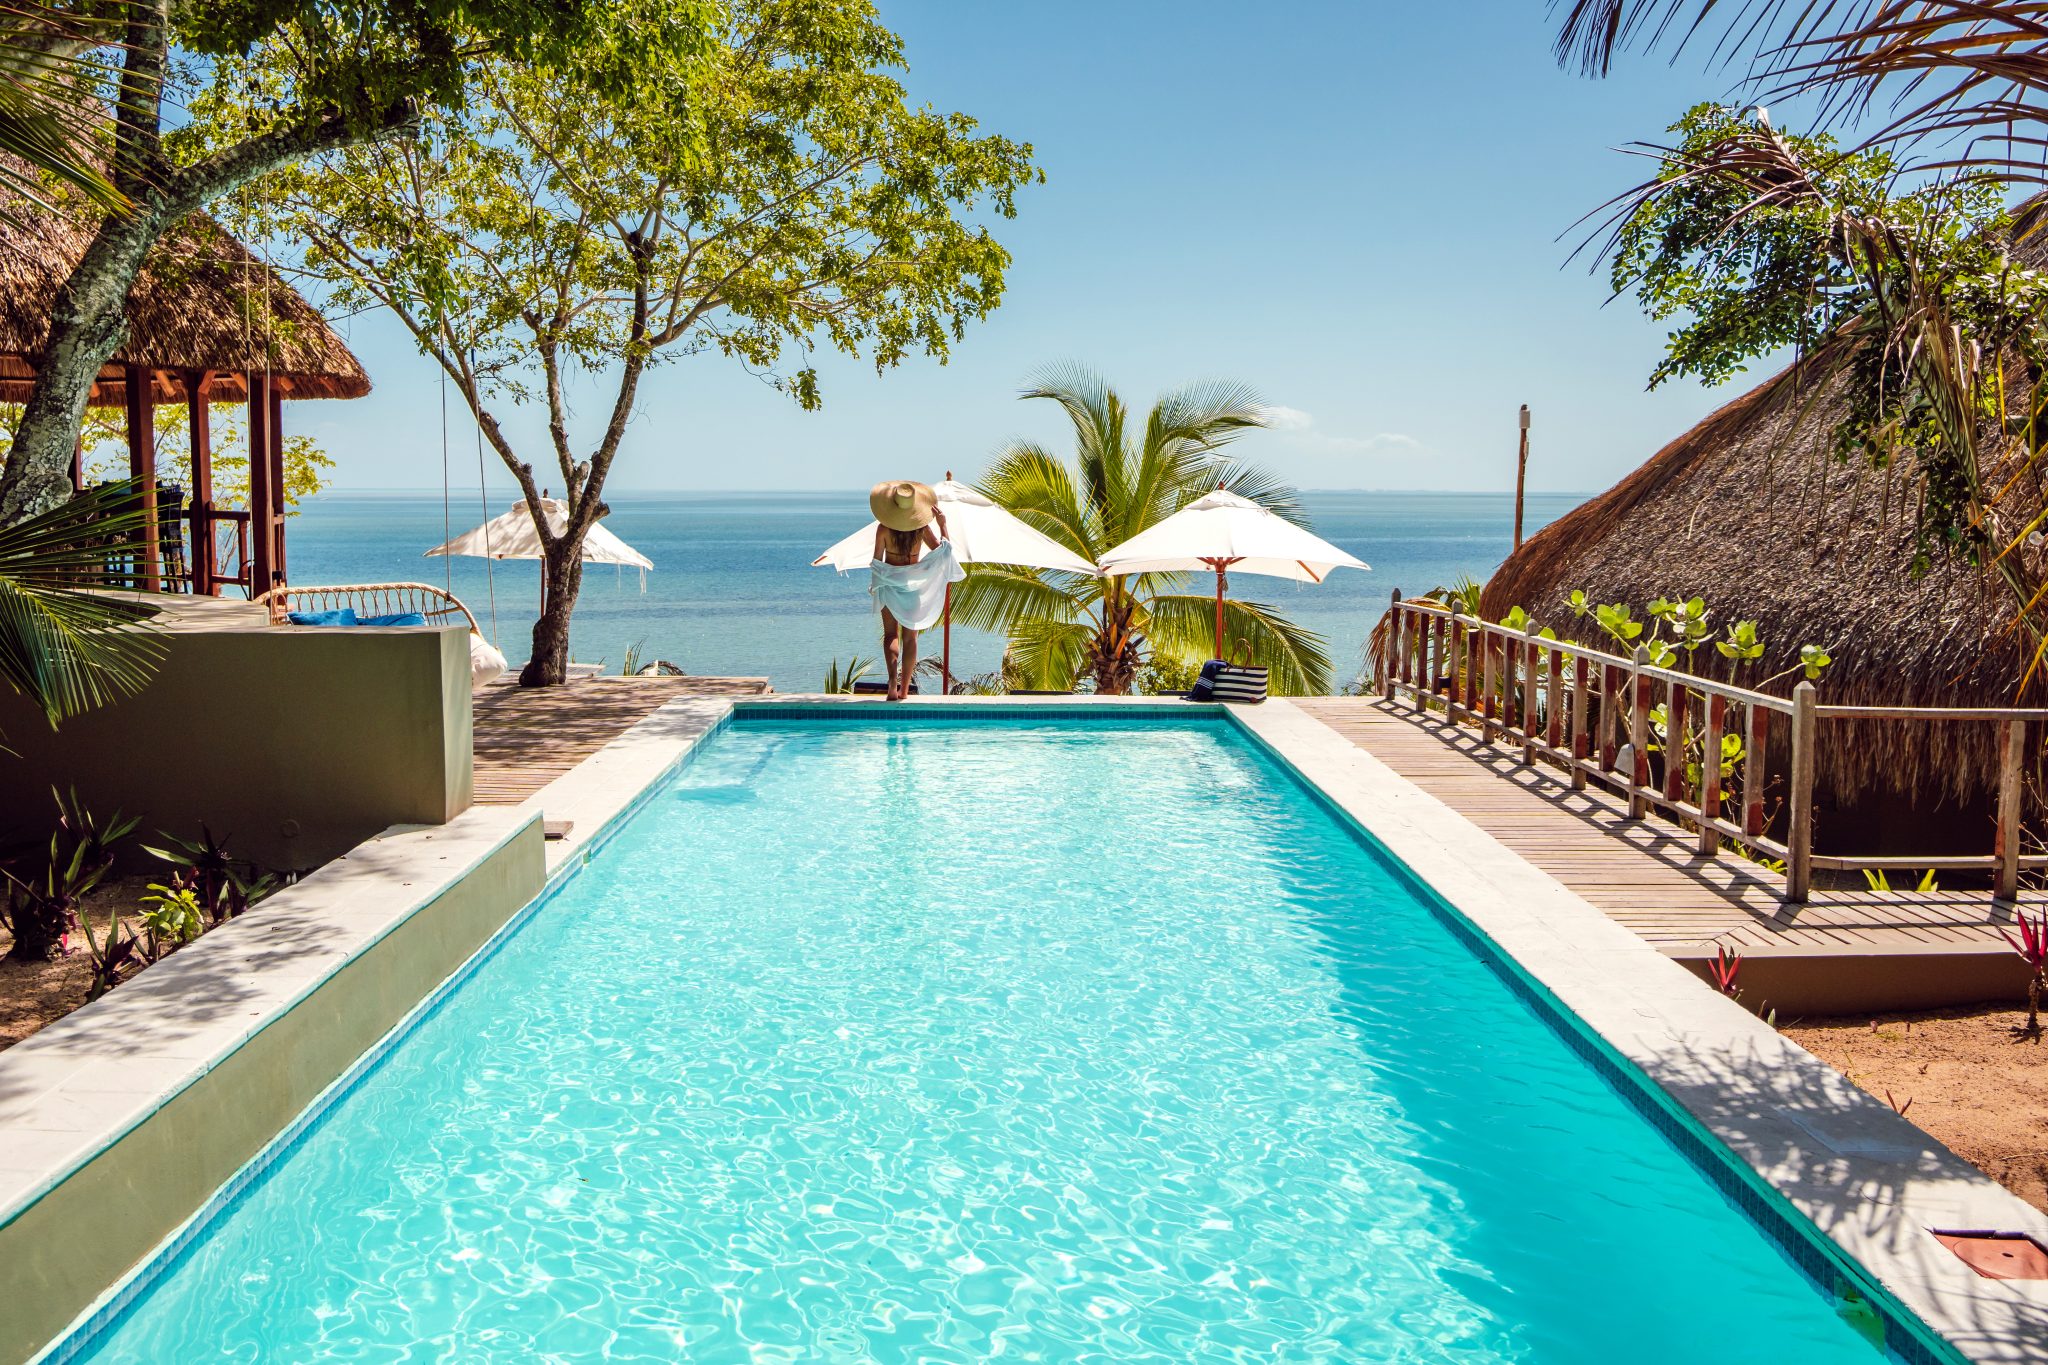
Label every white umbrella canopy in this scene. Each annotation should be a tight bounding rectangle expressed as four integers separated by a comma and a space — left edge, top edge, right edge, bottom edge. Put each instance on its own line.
810, 479, 1096, 575
426, 497, 654, 571
1095, 489, 1369, 658
1093, 489, 1366, 582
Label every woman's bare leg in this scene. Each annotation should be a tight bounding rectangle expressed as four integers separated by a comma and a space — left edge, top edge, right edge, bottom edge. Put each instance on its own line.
900, 627, 919, 699
880, 609, 903, 699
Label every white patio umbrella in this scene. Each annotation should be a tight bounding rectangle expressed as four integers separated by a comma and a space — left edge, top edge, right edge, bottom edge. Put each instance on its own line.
426, 497, 654, 612
1094, 488, 1369, 659
813, 475, 1098, 685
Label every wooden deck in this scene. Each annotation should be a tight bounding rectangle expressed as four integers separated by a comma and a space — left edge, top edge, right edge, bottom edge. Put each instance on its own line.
471, 675, 769, 806
1294, 698, 2029, 958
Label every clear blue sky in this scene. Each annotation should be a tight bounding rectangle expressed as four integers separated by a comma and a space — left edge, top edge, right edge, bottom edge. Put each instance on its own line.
300, 0, 1766, 497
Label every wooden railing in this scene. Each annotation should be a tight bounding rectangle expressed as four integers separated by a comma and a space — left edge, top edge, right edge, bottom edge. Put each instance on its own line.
1376, 593, 2047, 903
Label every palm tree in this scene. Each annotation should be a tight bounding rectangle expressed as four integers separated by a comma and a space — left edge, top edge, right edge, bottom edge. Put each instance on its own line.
951, 366, 1333, 695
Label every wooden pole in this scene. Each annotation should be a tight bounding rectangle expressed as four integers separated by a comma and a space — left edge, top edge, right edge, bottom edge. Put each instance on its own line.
1699, 695, 1725, 856
1382, 590, 1400, 700
1786, 681, 1817, 902
70, 433, 83, 492
1995, 719, 2025, 902
1520, 627, 1539, 763
1629, 646, 1651, 817
1513, 404, 1530, 550
1570, 655, 1589, 790
1212, 562, 1227, 660
248, 373, 274, 595
186, 372, 214, 594
268, 379, 287, 585
1743, 705, 1769, 838
123, 363, 159, 591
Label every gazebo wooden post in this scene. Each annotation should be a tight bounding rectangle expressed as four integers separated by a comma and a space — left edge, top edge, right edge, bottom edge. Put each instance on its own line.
248, 372, 276, 594
185, 370, 215, 594
70, 433, 83, 492
269, 378, 288, 584
122, 363, 159, 590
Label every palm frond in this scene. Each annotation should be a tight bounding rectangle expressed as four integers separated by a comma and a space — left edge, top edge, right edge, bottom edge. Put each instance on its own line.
950, 562, 1088, 635
1144, 592, 1334, 695
978, 440, 1097, 556
1006, 618, 1093, 691
0, 481, 165, 727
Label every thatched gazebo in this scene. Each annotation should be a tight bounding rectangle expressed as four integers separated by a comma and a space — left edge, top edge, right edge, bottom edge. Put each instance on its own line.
1483, 363, 2041, 848
0, 202, 369, 597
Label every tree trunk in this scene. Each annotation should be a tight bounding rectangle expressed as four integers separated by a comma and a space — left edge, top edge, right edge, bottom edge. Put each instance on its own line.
519, 537, 586, 686
0, 209, 166, 521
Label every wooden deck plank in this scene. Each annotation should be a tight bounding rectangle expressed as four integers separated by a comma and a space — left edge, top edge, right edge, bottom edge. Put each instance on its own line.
1293, 698, 2024, 957
471, 674, 770, 806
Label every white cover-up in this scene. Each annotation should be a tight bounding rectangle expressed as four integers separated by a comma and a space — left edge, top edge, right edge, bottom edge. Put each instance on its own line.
869, 539, 964, 631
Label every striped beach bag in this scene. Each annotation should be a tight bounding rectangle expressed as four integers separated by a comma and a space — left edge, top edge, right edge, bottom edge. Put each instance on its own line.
1188, 642, 1268, 704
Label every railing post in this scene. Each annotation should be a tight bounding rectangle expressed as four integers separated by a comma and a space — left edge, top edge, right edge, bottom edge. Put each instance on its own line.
1995, 718, 2025, 903
1430, 613, 1447, 706
1698, 695, 1725, 856
1521, 627, 1541, 764
1786, 681, 1817, 903
1570, 655, 1590, 791
1663, 679, 1688, 806
1546, 641, 1563, 753
1447, 617, 1463, 721
1742, 704, 1769, 838
1629, 647, 1651, 818
1481, 623, 1499, 743
1599, 665, 1619, 773
1382, 590, 1400, 700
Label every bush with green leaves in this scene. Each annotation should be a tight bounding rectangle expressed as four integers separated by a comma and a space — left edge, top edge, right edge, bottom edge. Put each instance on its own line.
0, 789, 136, 963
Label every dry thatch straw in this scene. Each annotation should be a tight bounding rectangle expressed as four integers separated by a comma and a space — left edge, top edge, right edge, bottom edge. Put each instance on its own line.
0, 195, 368, 406
1482, 353, 2048, 807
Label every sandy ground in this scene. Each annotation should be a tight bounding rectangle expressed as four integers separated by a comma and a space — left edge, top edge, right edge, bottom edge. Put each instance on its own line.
0, 876, 155, 1050
1787, 1005, 2048, 1214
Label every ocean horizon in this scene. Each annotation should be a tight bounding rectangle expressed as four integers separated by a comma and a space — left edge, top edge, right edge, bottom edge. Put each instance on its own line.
283, 488, 1580, 693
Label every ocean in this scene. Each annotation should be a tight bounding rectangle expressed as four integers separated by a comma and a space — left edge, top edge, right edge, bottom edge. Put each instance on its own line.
283, 489, 1579, 694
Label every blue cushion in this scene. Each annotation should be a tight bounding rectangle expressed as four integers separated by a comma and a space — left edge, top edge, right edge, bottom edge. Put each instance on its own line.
287, 608, 359, 628
361, 612, 428, 627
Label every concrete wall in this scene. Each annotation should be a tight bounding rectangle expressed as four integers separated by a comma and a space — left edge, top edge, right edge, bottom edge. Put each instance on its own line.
0, 812, 544, 1365
1673, 946, 2031, 1017
0, 623, 474, 871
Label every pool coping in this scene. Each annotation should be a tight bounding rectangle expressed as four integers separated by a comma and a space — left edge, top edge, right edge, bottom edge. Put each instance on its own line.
20, 692, 2048, 1363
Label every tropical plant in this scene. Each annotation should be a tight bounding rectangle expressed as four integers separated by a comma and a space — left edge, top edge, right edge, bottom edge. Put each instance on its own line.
141, 826, 275, 926
221, 0, 1039, 686
0, 478, 165, 741
2002, 906, 2047, 1038
137, 880, 204, 954
1863, 868, 1942, 894
0, 0, 715, 523
74, 897, 145, 1000
822, 656, 876, 695
0, 8, 127, 220
1708, 944, 1742, 996
0, 788, 135, 962
953, 367, 1332, 695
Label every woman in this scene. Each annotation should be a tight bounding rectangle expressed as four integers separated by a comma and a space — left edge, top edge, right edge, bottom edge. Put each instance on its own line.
867, 480, 961, 700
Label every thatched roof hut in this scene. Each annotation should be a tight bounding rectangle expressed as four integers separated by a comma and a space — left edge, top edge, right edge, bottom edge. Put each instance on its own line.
1483, 365, 2035, 813
0, 203, 368, 405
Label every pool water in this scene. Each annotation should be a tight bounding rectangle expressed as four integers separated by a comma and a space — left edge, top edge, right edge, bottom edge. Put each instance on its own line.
67, 716, 1899, 1362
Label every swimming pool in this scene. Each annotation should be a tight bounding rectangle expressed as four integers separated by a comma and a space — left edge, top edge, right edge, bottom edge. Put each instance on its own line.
53, 712, 1932, 1361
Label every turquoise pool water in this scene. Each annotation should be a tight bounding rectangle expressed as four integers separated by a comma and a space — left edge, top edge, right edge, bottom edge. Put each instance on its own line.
66, 715, 1903, 1362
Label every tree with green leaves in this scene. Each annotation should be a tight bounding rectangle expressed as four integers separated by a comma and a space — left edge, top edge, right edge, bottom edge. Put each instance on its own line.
952, 367, 1333, 696
0, 0, 715, 526
220, 0, 1039, 685
1598, 103, 2048, 681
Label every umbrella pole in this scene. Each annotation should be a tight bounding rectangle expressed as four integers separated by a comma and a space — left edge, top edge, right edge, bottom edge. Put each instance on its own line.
943, 581, 952, 693
1213, 563, 1225, 659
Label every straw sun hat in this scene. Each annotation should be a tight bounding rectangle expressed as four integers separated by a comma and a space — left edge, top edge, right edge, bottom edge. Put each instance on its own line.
869, 480, 937, 532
